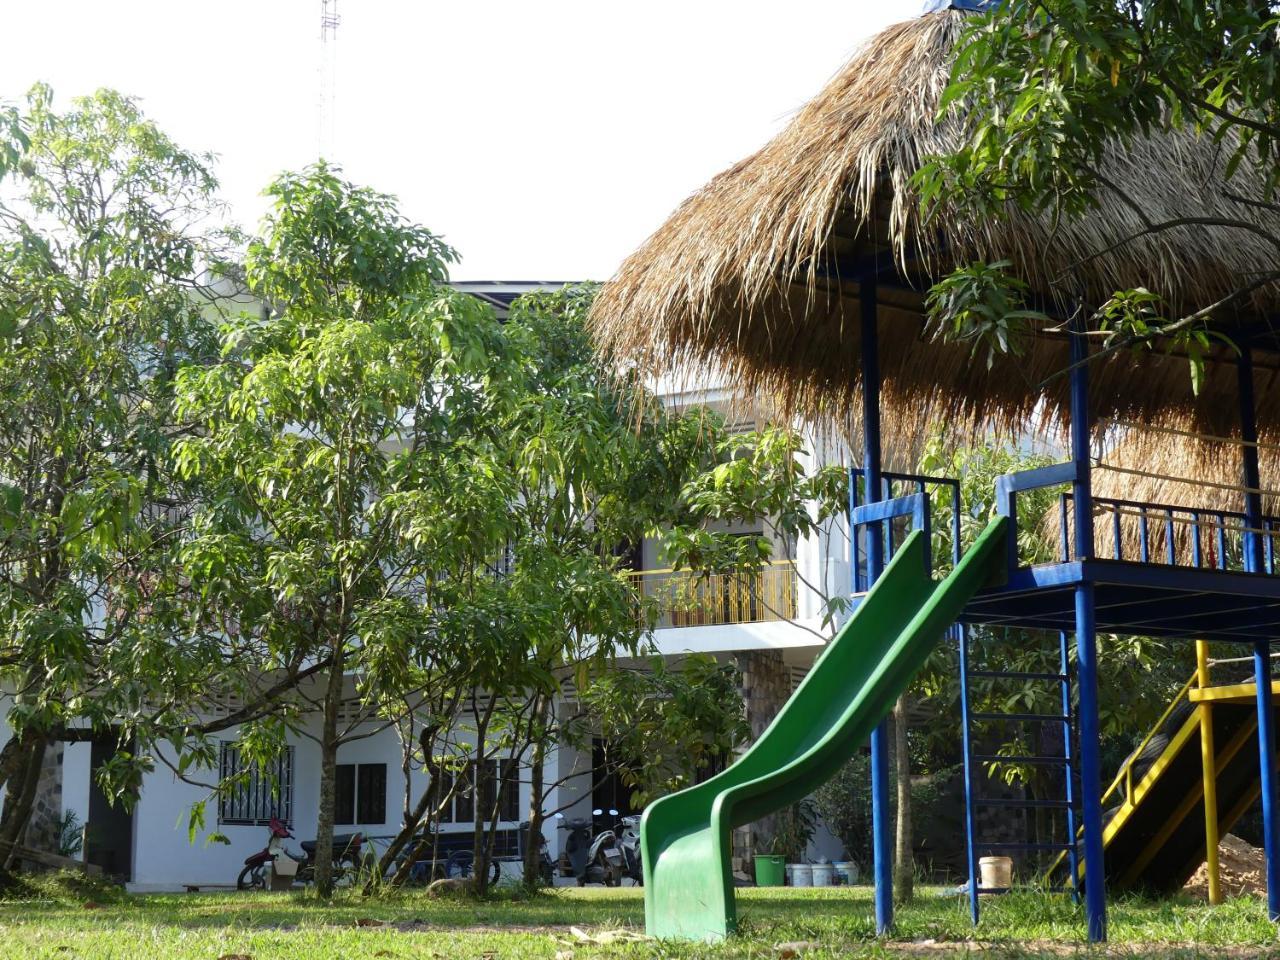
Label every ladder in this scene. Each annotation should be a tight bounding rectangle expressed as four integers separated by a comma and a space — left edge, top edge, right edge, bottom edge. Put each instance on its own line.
852, 470, 1079, 921
959, 626, 1080, 923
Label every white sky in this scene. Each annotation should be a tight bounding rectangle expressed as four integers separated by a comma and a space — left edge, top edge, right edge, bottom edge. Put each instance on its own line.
5, 1, 926, 281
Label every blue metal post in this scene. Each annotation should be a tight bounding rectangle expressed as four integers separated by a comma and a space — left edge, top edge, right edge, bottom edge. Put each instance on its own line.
957, 625, 980, 924
1070, 316, 1107, 942
860, 276, 893, 934
1059, 630, 1080, 903
1239, 344, 1280, 920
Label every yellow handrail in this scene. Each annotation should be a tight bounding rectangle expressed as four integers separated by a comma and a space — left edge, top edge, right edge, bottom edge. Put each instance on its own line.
1197, 639, 1222, 905
1100, 670, 1198, 808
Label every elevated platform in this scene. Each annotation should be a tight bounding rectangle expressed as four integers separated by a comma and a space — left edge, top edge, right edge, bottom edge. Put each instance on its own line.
853, 467, 1280, 644
961, 559, 1280, 643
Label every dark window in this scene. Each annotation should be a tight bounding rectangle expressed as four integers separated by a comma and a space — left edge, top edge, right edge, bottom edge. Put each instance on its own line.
436, 759, 520, 824
219, 743, 294, 826
334, 764, 356, 825
357, 763, 387, 825
454, 763, 474, 824
498, 759, 520, 822
334, 763, 387, 826
435, 765, 455, 823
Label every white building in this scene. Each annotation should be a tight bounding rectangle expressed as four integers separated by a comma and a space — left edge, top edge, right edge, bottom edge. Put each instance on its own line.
0, 281, 850, 890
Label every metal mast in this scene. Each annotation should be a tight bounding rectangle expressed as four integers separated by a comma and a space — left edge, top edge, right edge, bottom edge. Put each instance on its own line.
318, 0, 341, 159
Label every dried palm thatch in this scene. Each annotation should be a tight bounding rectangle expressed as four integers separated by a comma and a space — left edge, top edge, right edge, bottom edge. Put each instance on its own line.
591, 10, 1280, 469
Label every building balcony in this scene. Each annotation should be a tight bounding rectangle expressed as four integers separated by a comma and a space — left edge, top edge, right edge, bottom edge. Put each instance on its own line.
628, 561, 798, 630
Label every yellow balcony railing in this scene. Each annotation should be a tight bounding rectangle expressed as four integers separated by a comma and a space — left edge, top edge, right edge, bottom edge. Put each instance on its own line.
628, 561, 798, 629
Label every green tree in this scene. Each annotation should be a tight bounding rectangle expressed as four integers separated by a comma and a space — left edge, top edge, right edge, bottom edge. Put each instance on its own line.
917, 1, 1280, 388
574, 654, 749, 810
661, 425, 869, 877
173, 162, 516, 896
374, 286, 727, 892
487, 287, 720, 889
0, 86, 229, 874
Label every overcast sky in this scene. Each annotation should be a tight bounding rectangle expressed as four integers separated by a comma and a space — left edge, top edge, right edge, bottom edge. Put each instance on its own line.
6, 1, 926, 280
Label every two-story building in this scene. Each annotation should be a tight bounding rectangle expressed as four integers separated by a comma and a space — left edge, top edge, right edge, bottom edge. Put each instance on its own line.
0, 280, 850, 890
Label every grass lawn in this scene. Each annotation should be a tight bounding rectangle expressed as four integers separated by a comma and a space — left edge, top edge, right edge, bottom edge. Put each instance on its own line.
2, 881, 1279, 959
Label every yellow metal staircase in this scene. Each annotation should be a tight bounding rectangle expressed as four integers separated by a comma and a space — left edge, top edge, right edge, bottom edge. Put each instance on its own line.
1051, 644, 1278, 899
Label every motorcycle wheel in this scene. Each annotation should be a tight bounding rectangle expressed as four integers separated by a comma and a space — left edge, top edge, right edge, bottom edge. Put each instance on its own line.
447, 850, 502, 887
236, 864, 266, 891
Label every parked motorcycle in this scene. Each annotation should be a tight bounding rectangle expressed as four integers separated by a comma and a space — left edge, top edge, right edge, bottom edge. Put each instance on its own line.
237, 817, 365, 890
521, 818, 556, 886
613, 814, 642, 885
556, 809, 624, 886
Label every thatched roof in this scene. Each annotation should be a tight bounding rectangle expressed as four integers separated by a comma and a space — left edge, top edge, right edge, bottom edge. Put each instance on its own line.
591, 9, 1280, 468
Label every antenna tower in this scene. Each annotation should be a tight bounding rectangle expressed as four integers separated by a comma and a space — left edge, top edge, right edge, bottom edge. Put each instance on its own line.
318, 0, 341, 159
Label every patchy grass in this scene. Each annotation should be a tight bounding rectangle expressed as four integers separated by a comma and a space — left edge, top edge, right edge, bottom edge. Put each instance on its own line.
0, 883, 1278, 958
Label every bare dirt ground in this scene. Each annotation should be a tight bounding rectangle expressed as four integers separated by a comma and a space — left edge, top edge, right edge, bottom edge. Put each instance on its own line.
1183, 833, 1268, 900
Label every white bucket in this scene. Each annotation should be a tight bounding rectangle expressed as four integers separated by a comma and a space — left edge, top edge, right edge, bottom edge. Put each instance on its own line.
811, 862, 835, 887
833, 860, 858, 885
978, 855, 1013, 891
789, 863, 813, 887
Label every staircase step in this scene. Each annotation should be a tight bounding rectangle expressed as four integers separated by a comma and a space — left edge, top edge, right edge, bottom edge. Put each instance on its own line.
970, 670, 1068, 682
975, 798, 1076, 810
972, 712, 1070, 723
974, 754, 1070, 765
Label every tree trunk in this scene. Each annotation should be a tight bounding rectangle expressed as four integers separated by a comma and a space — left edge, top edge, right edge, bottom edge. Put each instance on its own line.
469, 696, 497, 897
470, 740, 492, 896
370, 725, 439, 894
523, 738, 546, 888
892, 695, 914, 903
313, 651, 344, 897
0, 733, 48, 878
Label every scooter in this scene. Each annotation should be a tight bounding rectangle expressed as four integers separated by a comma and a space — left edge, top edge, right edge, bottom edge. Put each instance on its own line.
555, 809, 623, 886
237, 817, 365, 890
521, 819, 557, 886
614, 814, 643, 885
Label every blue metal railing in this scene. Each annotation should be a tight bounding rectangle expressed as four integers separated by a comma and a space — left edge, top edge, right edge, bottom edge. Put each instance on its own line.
1084, 494, 1280, 574
996, 462, 1079, 572
849, 471, 962, 590
995, 463, 1280, 576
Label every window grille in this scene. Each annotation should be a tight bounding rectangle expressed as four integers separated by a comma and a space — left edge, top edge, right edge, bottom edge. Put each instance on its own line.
218, 743, 294, 826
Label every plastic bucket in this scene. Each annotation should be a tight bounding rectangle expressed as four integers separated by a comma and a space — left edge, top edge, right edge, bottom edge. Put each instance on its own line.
834, 860, 858, 885
811, 862, 835, 887
789, 863, 813, 887
753, 854, 786, 887
979, 855, 1013, 892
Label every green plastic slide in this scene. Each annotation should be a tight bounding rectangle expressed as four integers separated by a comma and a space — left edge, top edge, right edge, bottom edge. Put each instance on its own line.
639, 518, 1009, 941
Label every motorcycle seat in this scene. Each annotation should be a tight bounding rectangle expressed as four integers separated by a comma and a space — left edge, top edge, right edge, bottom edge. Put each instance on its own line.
300, 833, 360, 856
